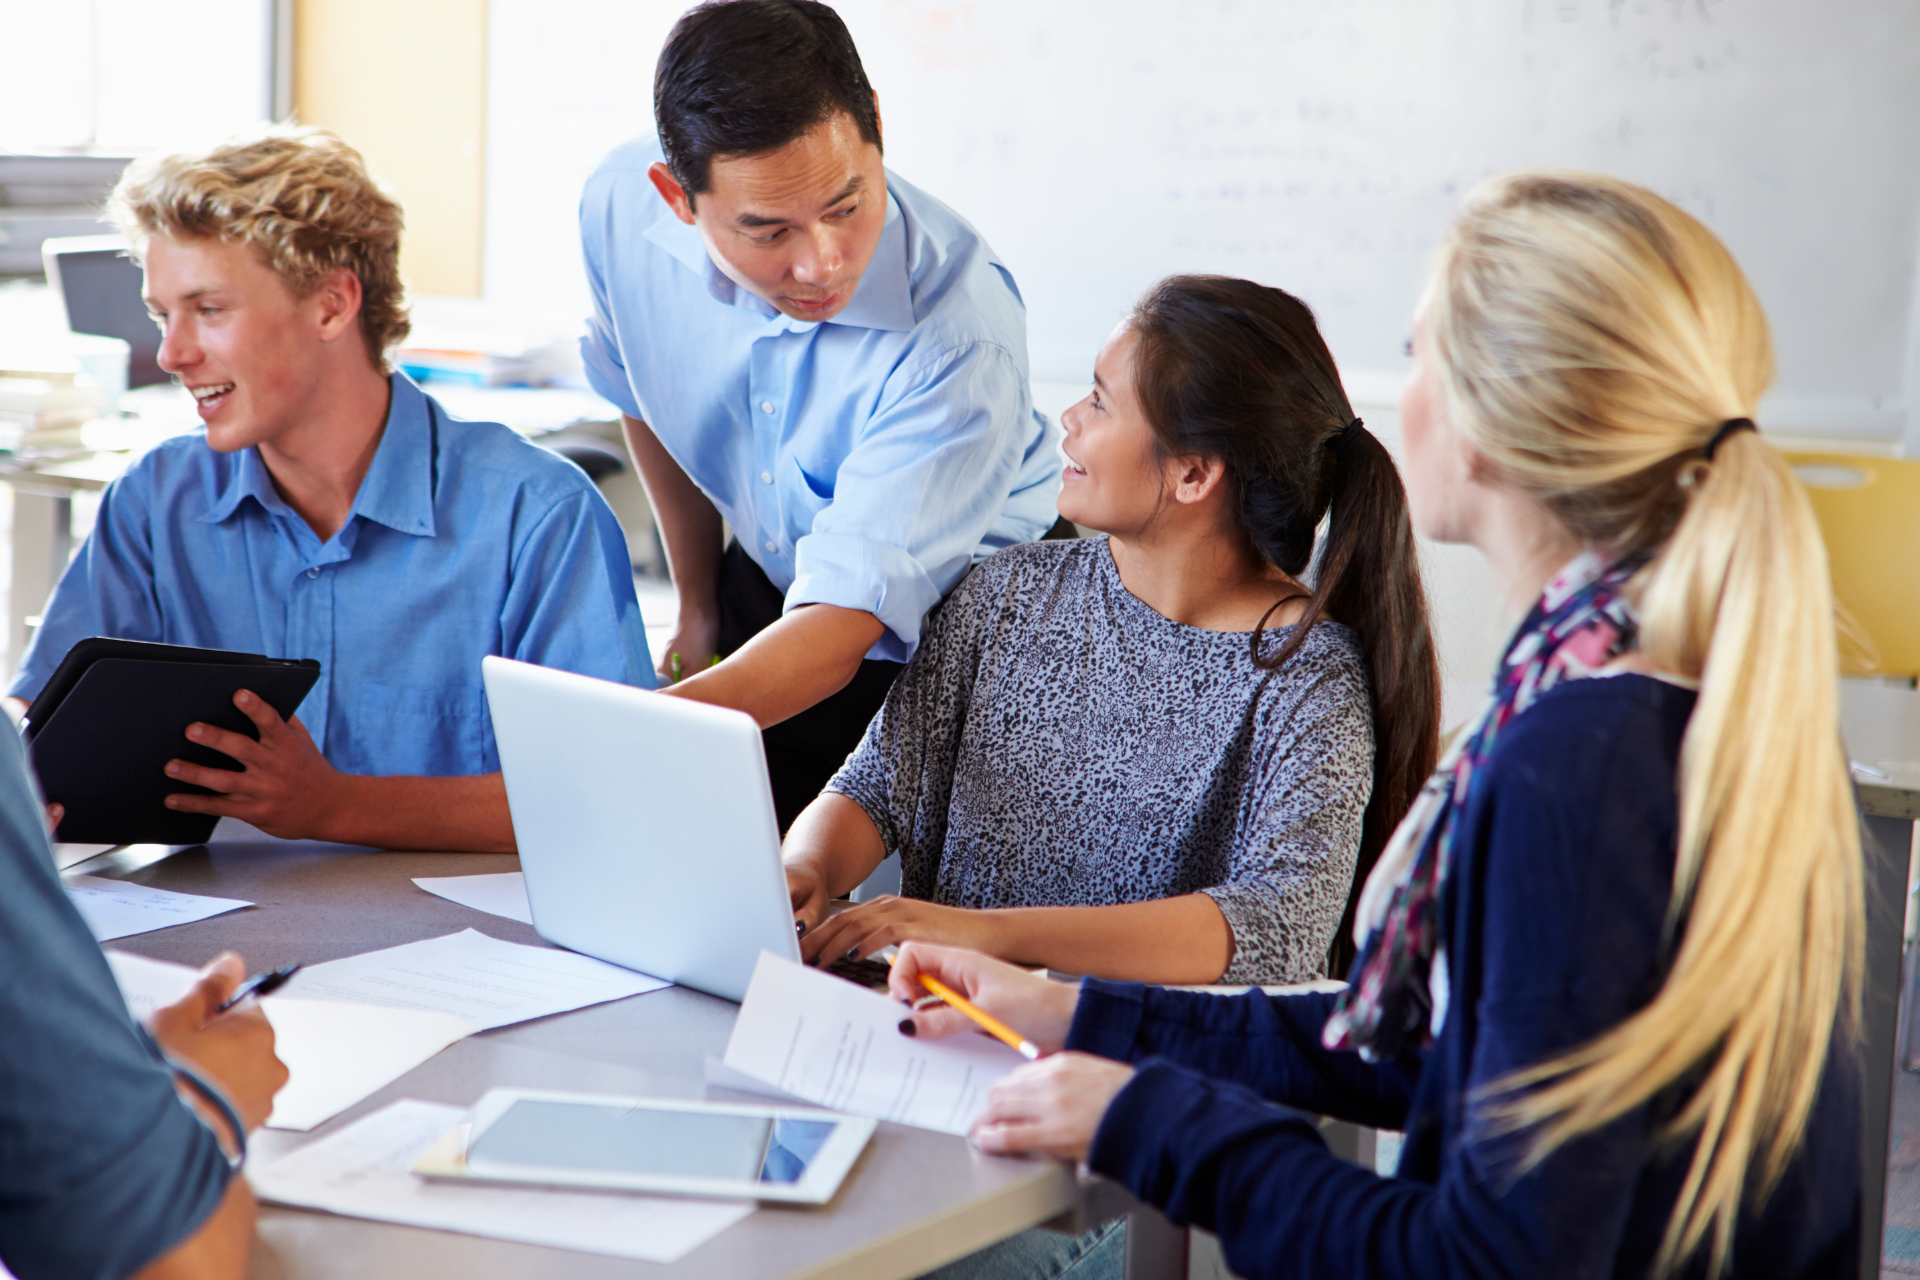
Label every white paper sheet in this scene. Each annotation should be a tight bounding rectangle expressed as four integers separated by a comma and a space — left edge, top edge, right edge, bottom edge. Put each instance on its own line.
281, 928, 668, 1030
412, 872, 533, 924
702, 1054, 811, 1104
254, 998, 476, 1130
723, 952, 1022, 1136
104, 952, 478, 1130
249, 1100, 754, 1262
66, 875, 251, 940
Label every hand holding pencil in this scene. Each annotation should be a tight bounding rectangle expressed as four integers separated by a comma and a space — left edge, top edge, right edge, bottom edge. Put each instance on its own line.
887, 941, 1080, 1057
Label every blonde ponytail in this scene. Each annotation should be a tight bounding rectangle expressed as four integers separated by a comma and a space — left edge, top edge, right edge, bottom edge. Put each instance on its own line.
1425, 172, 1863, 1276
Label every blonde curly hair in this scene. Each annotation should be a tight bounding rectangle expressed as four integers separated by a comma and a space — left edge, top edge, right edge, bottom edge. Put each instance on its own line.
109, 125, 410, 369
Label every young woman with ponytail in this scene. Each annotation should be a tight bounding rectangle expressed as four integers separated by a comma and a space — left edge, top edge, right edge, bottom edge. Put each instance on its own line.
888, 173, 1863, 1280
784, 274, 1440, 987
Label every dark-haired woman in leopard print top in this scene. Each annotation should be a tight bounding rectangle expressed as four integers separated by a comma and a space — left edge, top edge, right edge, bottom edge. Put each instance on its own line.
786, 276, 1438, 986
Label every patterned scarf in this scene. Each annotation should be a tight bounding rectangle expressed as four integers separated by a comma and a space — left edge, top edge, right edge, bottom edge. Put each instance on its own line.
1321, 551, 1639, 1062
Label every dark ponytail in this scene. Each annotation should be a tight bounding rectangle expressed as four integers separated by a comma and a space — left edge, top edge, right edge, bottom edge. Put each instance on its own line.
1129, 276, 1441, 977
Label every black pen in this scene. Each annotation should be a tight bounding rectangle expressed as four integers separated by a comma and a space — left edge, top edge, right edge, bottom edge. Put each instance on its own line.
214, 963, 302, 1014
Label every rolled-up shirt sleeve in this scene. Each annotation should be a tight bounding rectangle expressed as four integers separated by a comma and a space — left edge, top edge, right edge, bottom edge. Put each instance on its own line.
0, 728, 232, 1279
787, 340, 1032, 663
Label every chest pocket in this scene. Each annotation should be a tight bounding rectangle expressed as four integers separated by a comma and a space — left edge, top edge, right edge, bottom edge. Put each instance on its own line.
780, 456, 836, 532
336, 681, 492, 777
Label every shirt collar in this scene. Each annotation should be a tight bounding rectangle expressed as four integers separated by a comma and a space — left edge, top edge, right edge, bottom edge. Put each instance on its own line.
202, 373, 438, 539
640, 177, 916, 335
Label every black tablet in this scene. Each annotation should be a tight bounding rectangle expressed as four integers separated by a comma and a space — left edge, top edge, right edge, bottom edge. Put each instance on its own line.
25, 638, 321, 845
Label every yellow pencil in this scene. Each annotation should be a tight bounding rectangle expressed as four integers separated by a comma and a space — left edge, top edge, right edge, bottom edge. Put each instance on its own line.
919, 975, 1042, 1061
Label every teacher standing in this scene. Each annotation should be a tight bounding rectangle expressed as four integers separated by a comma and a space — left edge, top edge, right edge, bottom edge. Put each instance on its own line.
580, 0, 1062, 828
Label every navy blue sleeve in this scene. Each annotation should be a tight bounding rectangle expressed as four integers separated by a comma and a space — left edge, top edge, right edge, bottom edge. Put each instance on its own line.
1081, 681, 1691, 1280
0, 727, 232, 1279
1067, 984, 1419, 1129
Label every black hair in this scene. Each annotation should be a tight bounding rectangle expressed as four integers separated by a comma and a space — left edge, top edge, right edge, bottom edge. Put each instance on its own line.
1129, 275, 1442, 978
653, 0, 882, 198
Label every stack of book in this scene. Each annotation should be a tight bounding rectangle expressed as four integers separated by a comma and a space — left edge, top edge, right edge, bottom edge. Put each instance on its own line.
0, 372, 107, 451
394, 347, 537, 387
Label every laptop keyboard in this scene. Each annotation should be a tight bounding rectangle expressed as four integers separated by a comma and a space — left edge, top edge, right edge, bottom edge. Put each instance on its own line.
822, 954, 894, 991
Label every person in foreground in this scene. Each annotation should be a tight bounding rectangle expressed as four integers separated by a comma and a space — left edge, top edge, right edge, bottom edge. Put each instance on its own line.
9, 126, 652, 852
0, 721, 288, 1278
582, 0, 1061, 828
788, 275, 1439, 986
894, 174, 1864, 1279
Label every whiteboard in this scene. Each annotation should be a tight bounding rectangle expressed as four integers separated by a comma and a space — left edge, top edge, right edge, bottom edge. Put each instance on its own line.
485, 0, 1920, 443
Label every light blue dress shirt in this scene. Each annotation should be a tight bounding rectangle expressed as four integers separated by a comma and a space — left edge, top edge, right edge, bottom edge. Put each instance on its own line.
579, 135, 1062, 663
10, 374, 655, 777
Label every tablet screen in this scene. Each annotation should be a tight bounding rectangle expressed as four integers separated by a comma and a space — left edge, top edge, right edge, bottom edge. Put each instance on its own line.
468, 1100, 838, 1184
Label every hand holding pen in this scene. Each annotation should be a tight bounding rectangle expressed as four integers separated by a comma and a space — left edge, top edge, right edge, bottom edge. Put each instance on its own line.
214, 963, 302, 1014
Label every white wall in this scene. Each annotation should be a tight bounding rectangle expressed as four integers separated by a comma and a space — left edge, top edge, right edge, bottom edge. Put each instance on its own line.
1037, 380, 1503, 731
487, 0, 1920, 723
0, 0, 272, 153
485, 0, 1920, 443
482, 0, 684, 334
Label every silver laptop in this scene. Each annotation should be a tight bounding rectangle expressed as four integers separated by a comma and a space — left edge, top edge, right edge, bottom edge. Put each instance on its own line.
482, 655, 803, 1002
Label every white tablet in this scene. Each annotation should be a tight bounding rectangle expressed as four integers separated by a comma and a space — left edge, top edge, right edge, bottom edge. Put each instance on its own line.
411, 1088, 876, 1204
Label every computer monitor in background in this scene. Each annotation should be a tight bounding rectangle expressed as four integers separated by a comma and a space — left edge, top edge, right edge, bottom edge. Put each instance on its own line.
42, 235, 165, 388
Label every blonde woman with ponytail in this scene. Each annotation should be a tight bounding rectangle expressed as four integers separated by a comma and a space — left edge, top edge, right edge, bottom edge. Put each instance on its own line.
887, 172, 1864, 1280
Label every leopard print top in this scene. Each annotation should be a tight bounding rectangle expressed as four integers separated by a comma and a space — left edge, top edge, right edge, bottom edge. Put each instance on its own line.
828, 537, 1374, 984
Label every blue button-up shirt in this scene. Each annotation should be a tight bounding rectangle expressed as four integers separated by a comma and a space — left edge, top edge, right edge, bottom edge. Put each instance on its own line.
579, 135, 1062, 663
11, 374, 654, 777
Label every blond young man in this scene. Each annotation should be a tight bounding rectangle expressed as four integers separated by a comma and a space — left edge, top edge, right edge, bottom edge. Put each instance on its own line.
8, 127, 653, 851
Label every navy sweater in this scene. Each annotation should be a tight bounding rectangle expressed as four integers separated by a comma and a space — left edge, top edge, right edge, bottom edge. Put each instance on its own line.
1069, 675, 1861, 1279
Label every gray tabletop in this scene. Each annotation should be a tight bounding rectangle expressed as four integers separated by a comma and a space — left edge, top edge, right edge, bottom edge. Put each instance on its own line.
83, 682, 1916, 1278
79, 832, 1093, 1280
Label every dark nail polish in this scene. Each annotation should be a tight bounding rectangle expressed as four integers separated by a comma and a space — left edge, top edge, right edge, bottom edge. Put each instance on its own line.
897, 1019, 917, 1037
795, 920, 807, 937
843, 948, 860, 962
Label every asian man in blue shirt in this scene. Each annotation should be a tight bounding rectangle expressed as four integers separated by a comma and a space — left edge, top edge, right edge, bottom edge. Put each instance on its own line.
580, 0, 1062, 828
9, 126, 653, 852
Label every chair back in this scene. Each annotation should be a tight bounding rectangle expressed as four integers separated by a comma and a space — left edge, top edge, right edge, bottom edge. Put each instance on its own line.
1786, 452, 1920, 679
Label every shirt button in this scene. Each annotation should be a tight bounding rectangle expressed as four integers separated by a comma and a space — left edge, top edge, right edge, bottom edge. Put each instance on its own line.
306, 567, 319, 579
760, 400, 775, 414
760, 470, 773, 484
764, 540, 778, 554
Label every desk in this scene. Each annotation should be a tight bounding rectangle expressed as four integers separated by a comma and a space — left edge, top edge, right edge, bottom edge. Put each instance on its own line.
1, 452, 118, 677
1844, 678, 1920, 1280
60, 701, 1913, 1280
75, 831, 1148, 1280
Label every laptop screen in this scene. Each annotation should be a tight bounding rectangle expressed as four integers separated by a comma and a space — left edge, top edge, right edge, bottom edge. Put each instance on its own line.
48, 243, 166, 388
